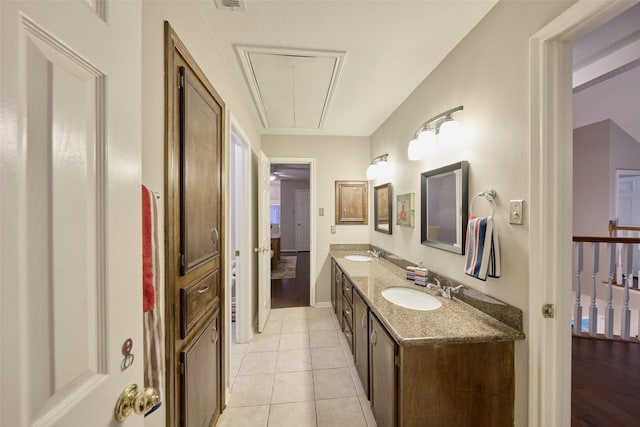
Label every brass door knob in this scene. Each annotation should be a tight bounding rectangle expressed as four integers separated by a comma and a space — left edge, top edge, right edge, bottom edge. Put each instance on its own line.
114, 384, 160, 422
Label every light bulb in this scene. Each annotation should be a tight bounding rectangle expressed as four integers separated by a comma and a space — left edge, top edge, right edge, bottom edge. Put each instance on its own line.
366, 163, 378, 180
376, 160, 389, 179
438, 119, 461, 144
417, 128, 436, 145
269, 174, 276, 181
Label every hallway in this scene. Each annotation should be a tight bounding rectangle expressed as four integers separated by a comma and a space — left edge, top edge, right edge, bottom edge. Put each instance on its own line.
271, 251, 310, 308
221, 307, 375, 426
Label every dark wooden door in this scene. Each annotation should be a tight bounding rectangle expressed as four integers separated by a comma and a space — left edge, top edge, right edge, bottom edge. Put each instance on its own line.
180, 310, 220, 427
165, 22, 225, 427
353, 289, 369, 398
370, 314, 397, 427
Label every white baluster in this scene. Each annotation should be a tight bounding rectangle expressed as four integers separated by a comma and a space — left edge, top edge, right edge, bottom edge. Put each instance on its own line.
574, 242, 583, 335
604, 243, 615, 339
622, 243, 632, 340
589, 242, 599, 337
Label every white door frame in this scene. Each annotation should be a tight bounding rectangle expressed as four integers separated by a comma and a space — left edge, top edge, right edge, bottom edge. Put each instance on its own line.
228, 115, 252, 343
225, 114, 252, 401
269, 157, 317, 306
529, 1, 636, 425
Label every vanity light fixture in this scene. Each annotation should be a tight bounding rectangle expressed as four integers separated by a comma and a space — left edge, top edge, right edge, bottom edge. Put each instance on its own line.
407, 105, 463, 161
366, 153, 389, 180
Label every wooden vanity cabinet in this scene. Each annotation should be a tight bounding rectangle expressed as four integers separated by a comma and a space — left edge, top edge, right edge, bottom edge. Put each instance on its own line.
369, 313, 398, 427
331, 260, 343, 325
353, 289, 369, 398
342, 277, 354, 353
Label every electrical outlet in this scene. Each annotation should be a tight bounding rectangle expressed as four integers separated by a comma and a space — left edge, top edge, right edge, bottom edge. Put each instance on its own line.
509, 200, 524, 225
331, 225, 336, 234
319, 208, 324, 216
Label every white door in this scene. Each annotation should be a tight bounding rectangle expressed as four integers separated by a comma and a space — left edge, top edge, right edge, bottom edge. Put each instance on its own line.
257, 151, 271, 332
295, 189, 311, 251
1, 1, 144, 426
617, 170, 640, 273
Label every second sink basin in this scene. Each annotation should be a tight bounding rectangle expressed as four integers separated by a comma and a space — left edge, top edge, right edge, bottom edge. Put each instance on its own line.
381, 287, 442, 311
344, 255, 372, 262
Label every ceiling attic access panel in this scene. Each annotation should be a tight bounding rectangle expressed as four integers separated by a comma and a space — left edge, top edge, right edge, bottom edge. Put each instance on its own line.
236, 46, 346, 130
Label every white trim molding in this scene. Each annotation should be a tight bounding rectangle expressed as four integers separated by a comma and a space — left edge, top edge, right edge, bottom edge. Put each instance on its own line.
528, 1, 637, 426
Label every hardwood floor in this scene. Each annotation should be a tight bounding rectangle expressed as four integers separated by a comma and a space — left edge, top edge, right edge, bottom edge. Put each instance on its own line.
271, 251, 310, 309
572, 335, 640, 426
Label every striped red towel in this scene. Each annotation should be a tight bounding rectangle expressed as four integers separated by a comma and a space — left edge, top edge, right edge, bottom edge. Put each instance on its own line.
142, 185, 164, 416
464, 215, 501, 280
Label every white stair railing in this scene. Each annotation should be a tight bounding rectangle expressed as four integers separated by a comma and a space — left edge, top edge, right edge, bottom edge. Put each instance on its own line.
573, 236, 640, 342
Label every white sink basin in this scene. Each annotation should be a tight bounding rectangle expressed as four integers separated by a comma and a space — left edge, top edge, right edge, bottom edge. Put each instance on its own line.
381, 287, 442, 311
344, 255, 372, 262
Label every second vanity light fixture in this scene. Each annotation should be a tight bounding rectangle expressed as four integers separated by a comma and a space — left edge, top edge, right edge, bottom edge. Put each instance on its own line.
407, 105, 463, 161
366, 153, 389, 180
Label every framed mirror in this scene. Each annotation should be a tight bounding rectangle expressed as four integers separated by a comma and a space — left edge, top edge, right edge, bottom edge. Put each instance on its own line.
420, 161, 468, 254
374, 183, 392, 234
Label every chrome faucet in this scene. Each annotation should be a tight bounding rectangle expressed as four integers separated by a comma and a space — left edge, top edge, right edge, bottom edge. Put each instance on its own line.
427, 279, 463, 299
367, 249, 382, 258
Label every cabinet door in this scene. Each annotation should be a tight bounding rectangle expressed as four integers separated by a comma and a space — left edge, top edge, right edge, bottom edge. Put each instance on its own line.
180, 309, 221, 427
334, 266, 343, 323
335, 181, 368, 224
331, 260, 337, 312
370, 314, 397, 427
353, 290, 369, 398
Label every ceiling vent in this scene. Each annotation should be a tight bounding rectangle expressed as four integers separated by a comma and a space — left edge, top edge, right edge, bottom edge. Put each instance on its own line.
214, 0, 246, 12
235, 46, 346, 131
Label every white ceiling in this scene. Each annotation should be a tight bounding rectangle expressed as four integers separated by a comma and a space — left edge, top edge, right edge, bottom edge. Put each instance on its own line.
200, 0, 499, 136
573, 2, 640, 143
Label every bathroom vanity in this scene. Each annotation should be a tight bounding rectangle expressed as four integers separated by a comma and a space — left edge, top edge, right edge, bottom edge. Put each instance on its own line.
330, 249, 524, 427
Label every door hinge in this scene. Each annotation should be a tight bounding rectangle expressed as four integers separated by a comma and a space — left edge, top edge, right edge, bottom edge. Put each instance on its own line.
235, 250, 240, 256
394, 354, 400, 367
542, 304, 555, 318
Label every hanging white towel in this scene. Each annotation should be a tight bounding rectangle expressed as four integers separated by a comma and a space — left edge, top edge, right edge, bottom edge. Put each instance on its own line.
464, 215, 501, 280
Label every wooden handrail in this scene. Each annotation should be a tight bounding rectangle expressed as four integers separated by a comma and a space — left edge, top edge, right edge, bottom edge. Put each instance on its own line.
609, 220, 640, 237
573, 236, 640, 244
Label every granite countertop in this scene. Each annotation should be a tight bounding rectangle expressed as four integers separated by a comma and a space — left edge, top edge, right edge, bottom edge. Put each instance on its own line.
331, 250, 525, 346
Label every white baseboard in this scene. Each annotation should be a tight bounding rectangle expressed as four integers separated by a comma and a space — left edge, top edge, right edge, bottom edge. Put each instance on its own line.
314, 301, 332, 308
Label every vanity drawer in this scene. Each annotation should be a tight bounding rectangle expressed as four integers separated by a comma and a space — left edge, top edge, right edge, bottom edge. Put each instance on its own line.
343, 277, 353, 304
343, 295, 353, 331
343, 313, 354, 354
180, 270, 219, 339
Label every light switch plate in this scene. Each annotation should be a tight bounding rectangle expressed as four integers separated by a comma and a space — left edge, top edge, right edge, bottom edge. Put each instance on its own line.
319, 208, 324, 216
509, 200, 524, 225
331, 225, 336, 234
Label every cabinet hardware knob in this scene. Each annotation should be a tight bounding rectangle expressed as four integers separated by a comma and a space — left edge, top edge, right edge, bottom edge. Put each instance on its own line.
371, 329, 377, 346
361, 313, 367, 328
198, 286, 210, 294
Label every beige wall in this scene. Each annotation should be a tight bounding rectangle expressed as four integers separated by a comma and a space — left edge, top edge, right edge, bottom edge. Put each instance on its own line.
574, 119, 640, 234
368, 1, 574, 425
262, 135, 371, 304
141, 2, 261, 426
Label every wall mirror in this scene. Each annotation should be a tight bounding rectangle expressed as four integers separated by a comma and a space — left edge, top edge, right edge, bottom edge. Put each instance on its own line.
420, 161, 468, 254
374, 183, 392, 234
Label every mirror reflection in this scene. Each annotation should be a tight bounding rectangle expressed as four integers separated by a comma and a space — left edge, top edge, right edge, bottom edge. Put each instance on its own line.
420, 161, 468, 254
374, 183, 392, 234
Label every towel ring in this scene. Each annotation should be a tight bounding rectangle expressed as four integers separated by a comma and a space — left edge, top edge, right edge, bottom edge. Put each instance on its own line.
470, 190, 496, 217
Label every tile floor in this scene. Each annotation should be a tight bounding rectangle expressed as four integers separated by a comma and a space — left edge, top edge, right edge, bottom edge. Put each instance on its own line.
219, 306, 377, 427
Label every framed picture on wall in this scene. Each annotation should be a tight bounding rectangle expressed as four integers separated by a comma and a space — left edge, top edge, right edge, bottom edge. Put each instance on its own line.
396, 193, 415, 227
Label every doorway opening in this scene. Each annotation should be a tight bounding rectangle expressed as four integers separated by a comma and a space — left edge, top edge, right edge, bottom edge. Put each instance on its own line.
269, 162, 311, 308
229, 122, 252, 345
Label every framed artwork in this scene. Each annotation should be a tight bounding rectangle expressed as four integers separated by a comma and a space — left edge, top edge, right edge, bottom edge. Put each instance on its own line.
396, 193, 415, 227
